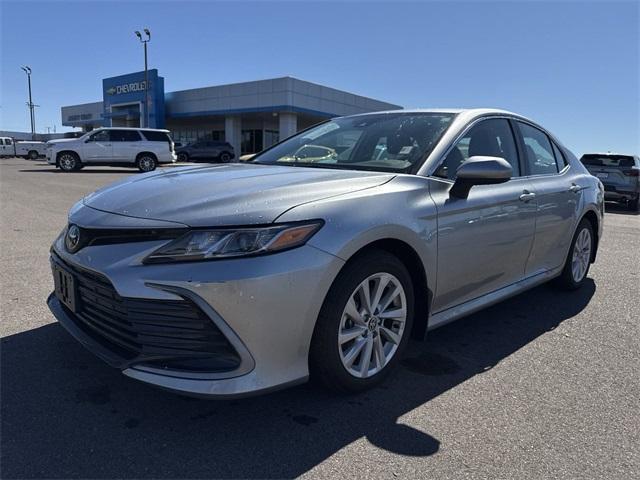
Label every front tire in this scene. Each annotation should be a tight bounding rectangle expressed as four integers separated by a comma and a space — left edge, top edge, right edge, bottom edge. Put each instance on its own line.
310, 249, 414, 393
556, 219, 594, 290
629, 197, 639, 212
58, 152, 81, 172
136, 154, 157, 172
177, 152, 189, 162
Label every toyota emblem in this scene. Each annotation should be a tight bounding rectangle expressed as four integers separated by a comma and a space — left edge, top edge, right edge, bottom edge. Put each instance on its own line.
65, 224, 82, 253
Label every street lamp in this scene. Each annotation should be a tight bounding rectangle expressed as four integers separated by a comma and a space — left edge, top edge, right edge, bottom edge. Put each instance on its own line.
21, 66, 35, 139
134, 28, 151, 128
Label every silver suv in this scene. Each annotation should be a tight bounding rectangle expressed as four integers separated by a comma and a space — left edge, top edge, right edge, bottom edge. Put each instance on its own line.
46, 127, 177, 172
580, 153, 640, 211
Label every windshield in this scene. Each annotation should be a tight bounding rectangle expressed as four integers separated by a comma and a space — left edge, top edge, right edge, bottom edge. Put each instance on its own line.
254, 112, 456, 173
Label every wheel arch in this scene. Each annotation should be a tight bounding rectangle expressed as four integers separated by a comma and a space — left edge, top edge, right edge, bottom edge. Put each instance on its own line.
581, 209, 600, 263
337, 238, 431, 341
136, 151, 158, 161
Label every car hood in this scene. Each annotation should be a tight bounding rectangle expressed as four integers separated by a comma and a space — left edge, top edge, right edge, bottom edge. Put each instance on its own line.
83, 163, 395, 226
47, 138, 78, 145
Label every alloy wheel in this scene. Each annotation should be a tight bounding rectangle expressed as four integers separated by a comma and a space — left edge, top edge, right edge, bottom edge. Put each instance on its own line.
338, 272, 407, 378
59, 154, 76, 171
138, 156, 156, 172
571, 227, 591, 282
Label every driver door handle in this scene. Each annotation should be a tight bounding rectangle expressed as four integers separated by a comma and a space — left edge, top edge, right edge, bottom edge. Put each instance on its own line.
569, 184, 583, 193
519, 190, 536, 202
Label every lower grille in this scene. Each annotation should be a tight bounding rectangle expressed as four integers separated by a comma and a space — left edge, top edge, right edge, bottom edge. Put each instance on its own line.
51, 252, 240, 373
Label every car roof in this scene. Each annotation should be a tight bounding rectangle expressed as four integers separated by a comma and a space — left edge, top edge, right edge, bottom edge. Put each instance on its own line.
95, 127, 170, 133
345, 108, 538, 125
348, 107, 518, 116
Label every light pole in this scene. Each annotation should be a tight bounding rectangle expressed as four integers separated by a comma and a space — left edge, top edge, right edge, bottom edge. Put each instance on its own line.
21, 66, 35, 139
134, 29, 151, 128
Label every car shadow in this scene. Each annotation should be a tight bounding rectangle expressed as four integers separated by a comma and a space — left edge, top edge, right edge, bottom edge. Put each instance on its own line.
18, 168, 142, 174
604, 202, 639, 216
1, 280, 595, 479
18, 164, 200, 174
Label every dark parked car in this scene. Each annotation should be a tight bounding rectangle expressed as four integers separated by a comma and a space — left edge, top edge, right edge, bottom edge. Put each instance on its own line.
176, 140, 235, 163
580, 153, 640, 211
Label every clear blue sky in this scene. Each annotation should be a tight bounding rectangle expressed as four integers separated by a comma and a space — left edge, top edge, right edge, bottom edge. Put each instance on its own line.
1, 0, 638, 155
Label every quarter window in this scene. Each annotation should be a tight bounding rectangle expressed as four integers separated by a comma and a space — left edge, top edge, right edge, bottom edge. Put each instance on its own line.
552, 142, 566, 170
141, 130, 172, 142
437, 118, 520, 180
518, 122, 559, 175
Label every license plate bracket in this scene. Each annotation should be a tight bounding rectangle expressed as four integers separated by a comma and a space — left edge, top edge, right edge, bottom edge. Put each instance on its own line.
53, 264, 78, 313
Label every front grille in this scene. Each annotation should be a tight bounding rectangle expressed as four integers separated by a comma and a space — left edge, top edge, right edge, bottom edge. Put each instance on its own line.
51, 252, 240, 372
66, 225, 187, 252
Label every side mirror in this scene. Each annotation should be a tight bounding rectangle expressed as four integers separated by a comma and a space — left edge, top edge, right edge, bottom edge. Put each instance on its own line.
449, 156, 512, 199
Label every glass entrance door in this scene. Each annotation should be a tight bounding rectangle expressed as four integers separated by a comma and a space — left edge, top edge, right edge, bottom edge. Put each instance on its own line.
241, 129, 263, 154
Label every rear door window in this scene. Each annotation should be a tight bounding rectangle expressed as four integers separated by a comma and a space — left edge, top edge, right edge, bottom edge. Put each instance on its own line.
517, 122, 559, 175
110, 130, 141, 142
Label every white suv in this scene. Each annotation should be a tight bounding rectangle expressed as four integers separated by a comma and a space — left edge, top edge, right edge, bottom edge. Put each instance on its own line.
46, 127, 177, 172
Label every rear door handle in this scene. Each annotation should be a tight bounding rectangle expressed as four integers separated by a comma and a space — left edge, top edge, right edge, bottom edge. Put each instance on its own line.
519, 191, 536, 202
569, 184, 583, 193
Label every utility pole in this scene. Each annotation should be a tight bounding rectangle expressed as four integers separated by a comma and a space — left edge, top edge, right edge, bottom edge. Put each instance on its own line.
21, 66, 35, 139
134, 29, 151, 128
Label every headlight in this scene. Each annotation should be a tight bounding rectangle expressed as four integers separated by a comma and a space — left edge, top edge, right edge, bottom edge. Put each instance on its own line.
143, 221, 323, 263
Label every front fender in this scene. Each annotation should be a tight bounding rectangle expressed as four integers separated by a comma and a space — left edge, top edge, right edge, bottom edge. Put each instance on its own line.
276, 174, 439, 301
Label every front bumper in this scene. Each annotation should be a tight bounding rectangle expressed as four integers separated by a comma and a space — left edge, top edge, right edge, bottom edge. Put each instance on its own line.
47, 233, 343, 398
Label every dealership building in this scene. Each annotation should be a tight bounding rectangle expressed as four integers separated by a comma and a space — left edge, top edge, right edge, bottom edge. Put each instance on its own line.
61, 70, 401, 156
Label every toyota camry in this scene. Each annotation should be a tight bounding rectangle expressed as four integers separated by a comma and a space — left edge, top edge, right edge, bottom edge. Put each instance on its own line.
48, 109, 603, 397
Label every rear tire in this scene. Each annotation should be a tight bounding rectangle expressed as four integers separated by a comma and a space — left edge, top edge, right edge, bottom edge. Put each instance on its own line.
629, 197, 639, 212
58, 152, 81, 172
136, 154, 157, 172
28, 150, 39, 160
555, 219, 594, 290
219, 152, 232, 163
310, 249, 414, 393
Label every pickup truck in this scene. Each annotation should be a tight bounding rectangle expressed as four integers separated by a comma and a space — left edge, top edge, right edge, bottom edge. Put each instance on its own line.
0, 137, 48, 159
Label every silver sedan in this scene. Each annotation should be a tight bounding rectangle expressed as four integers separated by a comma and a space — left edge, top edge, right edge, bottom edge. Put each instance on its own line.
47, 109, 604, 397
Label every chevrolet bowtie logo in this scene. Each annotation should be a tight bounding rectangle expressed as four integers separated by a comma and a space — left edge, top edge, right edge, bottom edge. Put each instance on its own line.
106, 87, 117, 95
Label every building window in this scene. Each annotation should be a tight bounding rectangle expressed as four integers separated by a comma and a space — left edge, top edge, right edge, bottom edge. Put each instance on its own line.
241, 129, 263, 154
212, 130, 225, 141
264, 130, 279, 149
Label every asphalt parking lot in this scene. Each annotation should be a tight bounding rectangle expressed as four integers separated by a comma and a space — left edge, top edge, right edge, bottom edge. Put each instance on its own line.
1, 157, 638, 479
